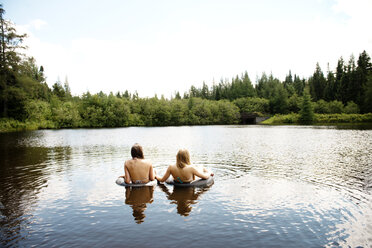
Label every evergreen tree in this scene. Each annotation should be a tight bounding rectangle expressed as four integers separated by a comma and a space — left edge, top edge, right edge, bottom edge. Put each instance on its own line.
242, 71, 255, 97
201, 81, 209, 99
284, 70, 295, 96
334, 57, 344, 101
175, 91, 181, 99
356, 51, 372, 112
324, 63, 335, 101
309, 63, 326, 101
270, 83, 288, 114
64, 76, 72, 99
293, 74, 305, 96
299, 89, 314, 124
0, 4, 27, 117
364, 74, 372, 113
345, 55, 358, 104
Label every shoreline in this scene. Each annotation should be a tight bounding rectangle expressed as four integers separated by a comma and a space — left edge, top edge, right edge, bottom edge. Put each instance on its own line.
260, 113, 372, 126
2, 113, 372, 133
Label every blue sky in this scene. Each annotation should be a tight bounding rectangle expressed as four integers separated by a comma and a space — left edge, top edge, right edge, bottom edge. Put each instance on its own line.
2, 0, 371, 97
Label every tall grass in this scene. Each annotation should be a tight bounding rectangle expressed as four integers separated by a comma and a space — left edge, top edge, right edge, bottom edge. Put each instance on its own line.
0, 118, 56, 132
261, 113, 372, 125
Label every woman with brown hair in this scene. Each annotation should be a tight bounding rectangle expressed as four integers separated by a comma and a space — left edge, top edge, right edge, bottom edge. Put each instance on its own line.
156, 149, 213, 184
120, 143, 155, 184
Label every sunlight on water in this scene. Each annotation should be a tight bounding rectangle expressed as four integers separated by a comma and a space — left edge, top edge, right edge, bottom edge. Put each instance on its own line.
1, 125, 372, 247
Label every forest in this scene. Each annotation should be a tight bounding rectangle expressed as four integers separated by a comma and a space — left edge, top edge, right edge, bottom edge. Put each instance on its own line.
1, 4, 372, 131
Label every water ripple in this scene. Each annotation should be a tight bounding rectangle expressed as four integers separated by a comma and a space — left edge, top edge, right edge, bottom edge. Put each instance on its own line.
1, 126, 371, 247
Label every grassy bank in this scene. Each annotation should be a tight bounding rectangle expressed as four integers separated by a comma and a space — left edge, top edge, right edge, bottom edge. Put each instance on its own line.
2, 113, 372, 133
0, 118, 57, 133
261, 113, 372, 125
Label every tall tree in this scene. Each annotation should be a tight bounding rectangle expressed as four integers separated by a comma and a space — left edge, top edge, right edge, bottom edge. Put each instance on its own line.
309, 63, 326, 101
356, 50, 372, 112
242, 71, 255, 97
334, 57, 344, 101
293, 74, 305, 96
324, 63, 335, 101
201, 81, 209, 99
299, 89, 314, 124
344, 55, 358, 104
0, 4, 27, 117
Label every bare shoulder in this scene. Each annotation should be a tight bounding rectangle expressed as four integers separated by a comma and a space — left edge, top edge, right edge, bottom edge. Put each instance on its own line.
168, 164, 177, 172
142, 159, 153, 166
189, 165, 203, 173
125, 159, 134, 167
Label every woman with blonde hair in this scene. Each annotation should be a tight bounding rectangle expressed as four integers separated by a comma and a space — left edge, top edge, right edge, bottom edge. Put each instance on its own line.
156, 149, 213, 184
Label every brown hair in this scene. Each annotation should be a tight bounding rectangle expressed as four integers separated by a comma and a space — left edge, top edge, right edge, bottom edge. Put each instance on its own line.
131, 143, 144, 159
176, 149, 190, 169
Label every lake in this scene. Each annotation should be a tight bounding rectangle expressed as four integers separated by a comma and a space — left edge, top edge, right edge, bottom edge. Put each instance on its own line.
1, 125, 372, 247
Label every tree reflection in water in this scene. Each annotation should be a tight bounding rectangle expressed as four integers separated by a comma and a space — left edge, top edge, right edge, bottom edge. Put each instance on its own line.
124, 186, 154, 224
158, 184, 210, 216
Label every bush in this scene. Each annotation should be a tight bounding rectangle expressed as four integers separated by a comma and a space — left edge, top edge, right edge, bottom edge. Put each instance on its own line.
299, 90, 314, 124
233, 97, 270, 114
344, 101, 360, 114
328, 100, 344, 114
261, 114, 299, 124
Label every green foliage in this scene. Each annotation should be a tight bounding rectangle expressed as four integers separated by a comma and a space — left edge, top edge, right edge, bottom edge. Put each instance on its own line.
1, 5, 372, 132
288, 93, 302, 113
269, 83, 288, 114
25, 100, 52, 121
262, 113, 372, 125
299, 89, 314, 124
314, 113, 372, 124
233, 97, 270, 114
314, 99, 330, 114
170, 99, 188, 125
309, 63, 326, 101
364, 74, 372, 113
261, 114, 299, 125
51, 98, 81, 128
344, 101, 360, 114
328, 100, 344, 114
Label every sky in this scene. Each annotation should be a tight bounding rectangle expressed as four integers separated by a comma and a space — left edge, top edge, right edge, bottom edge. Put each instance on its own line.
2, 0, 372, 98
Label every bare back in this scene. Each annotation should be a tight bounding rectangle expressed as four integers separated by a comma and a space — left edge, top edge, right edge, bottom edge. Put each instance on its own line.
124, 158, 154, 184
168, 164, 198, 183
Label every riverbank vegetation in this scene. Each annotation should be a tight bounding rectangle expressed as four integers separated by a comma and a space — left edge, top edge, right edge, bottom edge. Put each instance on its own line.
1, 4, 372, 132
261, 113, 372, 125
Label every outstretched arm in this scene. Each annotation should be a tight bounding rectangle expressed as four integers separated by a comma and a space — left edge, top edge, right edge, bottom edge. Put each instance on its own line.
124, 162, 131, 184
192, 167, 213, 180
155, 166, 171, 183
149, 164, 155, 181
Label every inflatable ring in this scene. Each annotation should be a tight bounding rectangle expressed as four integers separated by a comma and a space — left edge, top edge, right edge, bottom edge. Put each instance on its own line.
116, 177, 157, 187
166, 176, 214, 187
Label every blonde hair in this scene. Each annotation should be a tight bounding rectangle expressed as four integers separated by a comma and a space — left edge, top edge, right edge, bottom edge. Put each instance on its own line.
176, 149, 190, 169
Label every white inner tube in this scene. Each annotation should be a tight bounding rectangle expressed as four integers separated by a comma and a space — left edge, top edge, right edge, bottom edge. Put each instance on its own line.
116, 177, 157, 187
165, 176, 214, 187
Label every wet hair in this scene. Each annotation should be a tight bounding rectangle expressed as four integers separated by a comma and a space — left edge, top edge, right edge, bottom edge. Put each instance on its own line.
176, 149, 190, 169
131, 143, 144, 159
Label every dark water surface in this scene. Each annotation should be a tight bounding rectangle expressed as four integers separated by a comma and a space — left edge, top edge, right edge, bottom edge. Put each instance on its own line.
1, 125, 372, 247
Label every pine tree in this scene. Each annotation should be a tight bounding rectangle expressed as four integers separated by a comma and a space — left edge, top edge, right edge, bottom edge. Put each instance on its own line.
299, 89, 314, 124
356, 51, 372, 112
334, 57, 344, 101
309, 63, 326, 101
0, 4, 27, 117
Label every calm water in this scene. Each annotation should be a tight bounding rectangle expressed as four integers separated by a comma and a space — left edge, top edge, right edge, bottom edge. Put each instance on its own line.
1, 125, 372, 247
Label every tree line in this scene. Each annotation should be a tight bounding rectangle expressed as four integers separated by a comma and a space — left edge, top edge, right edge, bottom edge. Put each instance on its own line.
1, 4, 372, 130
180, 51, 372, 114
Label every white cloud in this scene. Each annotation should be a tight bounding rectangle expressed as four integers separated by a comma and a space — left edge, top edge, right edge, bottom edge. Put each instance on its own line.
29, 19, 47, 30
16, 2, 372, 97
